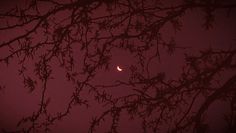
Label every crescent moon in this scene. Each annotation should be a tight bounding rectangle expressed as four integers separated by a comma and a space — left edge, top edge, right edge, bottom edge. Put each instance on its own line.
117, 66, 123, 71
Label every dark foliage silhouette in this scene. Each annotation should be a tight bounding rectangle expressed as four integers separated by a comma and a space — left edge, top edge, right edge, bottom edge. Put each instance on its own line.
0, 0, 236, 133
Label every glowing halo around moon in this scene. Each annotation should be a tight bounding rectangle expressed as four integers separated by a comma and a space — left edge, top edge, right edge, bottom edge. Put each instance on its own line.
116, 66, 123, 72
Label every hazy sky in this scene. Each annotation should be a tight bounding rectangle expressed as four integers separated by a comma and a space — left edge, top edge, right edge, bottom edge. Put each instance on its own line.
0, 0, 236, 133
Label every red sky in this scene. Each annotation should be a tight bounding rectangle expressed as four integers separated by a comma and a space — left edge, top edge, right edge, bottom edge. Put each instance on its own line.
0, 0, 236, 133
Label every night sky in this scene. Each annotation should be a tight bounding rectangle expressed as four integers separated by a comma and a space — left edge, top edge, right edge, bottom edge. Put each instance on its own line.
0, 0, 236, 133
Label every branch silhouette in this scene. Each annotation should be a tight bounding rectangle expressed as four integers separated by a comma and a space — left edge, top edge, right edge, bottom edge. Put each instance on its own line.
0, 0, 236, 133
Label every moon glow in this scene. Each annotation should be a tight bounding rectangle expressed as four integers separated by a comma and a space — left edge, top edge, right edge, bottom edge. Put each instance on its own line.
116, 66, 123, 72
